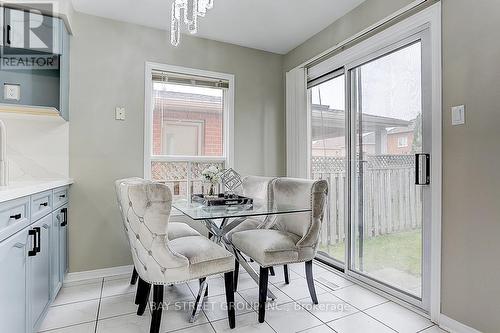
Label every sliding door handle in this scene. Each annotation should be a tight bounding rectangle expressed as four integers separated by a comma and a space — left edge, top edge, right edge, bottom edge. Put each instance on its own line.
415, 153, 430, 185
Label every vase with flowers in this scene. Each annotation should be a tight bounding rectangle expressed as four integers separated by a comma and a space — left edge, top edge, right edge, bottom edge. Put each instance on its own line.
201, 165, 221, 196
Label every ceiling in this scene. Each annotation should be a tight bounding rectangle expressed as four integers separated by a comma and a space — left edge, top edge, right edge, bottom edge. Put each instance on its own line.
71, 0, 365, 54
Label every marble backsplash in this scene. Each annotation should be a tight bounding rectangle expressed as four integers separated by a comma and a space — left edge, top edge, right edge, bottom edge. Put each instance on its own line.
0, 111, 69, 181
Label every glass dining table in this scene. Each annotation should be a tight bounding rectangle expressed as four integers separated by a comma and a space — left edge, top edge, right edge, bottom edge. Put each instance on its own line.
172, 198, 312, 300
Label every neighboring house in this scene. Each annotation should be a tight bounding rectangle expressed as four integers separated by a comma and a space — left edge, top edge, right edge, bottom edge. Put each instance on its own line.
152, 90, 224, 157
311, 104, 415, 157
387, 127, 415, 155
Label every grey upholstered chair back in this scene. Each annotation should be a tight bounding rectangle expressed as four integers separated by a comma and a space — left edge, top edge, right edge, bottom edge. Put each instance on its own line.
239, 176, 276, 203
118, 179, 190, 284
272, 178, 328, 250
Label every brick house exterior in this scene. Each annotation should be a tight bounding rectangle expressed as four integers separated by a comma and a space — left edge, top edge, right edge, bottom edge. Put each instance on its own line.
152, 90, 224, 157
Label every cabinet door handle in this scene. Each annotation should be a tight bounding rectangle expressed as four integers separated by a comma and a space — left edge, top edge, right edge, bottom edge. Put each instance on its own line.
6, 25, 11, 45
59, 194, 66, 198
34, 227, 41, 253
61, 208, 68, 227
9, 213, 22, 220
40, 202, 49, 207
28, 229, 37, 256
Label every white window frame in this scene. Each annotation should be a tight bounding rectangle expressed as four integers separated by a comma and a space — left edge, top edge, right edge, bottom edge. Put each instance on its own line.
144, 62, 235, 181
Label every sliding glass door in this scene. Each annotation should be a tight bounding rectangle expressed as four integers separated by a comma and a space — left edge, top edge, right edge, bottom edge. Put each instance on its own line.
349, 40, 427, 300
308, 31, 432, 310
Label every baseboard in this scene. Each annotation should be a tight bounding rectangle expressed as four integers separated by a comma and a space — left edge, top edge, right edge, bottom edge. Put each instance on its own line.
440, 314, 483, 333
64, 265, 134, 283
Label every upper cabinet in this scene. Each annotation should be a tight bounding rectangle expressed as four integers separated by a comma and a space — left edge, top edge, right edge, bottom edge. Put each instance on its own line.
2, 7, 62, 54
0, 6, 70, 121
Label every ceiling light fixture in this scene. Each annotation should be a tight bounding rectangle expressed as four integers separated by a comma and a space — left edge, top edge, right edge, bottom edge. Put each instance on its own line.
170, 0, 214, 46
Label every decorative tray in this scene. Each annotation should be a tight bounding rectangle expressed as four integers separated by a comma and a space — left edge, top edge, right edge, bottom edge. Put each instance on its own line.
192, 194, 253, 207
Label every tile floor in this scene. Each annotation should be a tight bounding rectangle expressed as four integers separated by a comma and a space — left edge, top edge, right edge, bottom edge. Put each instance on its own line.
39, 261, 448, 333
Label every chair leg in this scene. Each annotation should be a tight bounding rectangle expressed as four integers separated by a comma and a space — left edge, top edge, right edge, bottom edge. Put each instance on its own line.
233, 259, 239, 291
283, 265, 290, 284
137, 279, 151, 315
305, 260, 318, 304
224, 272, 236, 329
199, 278, 208, 297
258, 267, 269, 323
135, 277, 144, 305
150, 285, 164, 333
269, 266, 275, 276
130, 267, 138, 285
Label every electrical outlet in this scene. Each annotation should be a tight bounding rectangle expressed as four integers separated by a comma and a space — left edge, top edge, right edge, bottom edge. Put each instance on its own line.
4, 84, 21, 101
115, 107, 126, 120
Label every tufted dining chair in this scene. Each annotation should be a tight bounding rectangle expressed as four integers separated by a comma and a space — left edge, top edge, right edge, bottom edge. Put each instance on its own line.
117, 179, 236, 332
223, 176, 278, 286
230, 178, 328, 323
114, 178, 200, 288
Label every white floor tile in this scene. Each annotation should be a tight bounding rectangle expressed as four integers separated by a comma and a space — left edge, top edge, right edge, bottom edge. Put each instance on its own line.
289, 262, 330, 278
365, 302, 433, 333
237, 284, 293, 308
202, 293, 253, 322
297, 292, 359, 322
264, 301, 323, 333
96, 313, 150, 333
315, 270, 354, 290
328, 312, 395, 333
158, 300, 210, 332
332, 284, 388, 310
267, 265, 302, 284
101, 277, 136, 298
98, 293, 137, 320
174, 323, 215, 333
52, 281, 102, 306
274, 277, 328, 301
212, 312, 274, 333
39, 321, 96, 333
420, 325, 449, 333
39, 300, 99, 332
162, 283, 195, 302
189, 276, 227, 297
298, 324, 336, 333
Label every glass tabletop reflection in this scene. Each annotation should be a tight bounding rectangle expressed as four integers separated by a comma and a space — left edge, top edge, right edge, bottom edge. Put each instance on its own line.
172, 199, 311, 220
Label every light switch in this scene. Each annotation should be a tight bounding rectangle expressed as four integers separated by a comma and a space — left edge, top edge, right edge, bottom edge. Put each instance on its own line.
451, 105, 465, 125
115, 107, 126, 120
4, 84, 21, 101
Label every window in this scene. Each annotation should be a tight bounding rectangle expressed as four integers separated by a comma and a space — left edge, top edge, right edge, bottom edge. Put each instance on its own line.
144, 63, 234, 199
398, 136, 409, 148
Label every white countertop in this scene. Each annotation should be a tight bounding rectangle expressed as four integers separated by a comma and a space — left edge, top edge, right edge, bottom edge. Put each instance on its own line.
0, 179, 74, 203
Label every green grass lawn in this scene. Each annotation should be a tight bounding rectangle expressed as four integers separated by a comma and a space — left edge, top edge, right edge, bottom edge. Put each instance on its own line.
320, 230, 422, 277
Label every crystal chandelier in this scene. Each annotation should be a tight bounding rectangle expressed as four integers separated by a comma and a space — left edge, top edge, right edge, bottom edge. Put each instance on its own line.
170, 0, 214, 46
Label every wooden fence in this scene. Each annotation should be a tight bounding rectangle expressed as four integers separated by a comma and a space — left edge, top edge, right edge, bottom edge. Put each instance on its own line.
312, 155, 422, 246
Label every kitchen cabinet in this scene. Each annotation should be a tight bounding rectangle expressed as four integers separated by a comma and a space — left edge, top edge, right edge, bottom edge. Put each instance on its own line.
59, 205, 68, 281
29, 214, 51, 329
0, 227, 29, 333
2, 7, 62, 54
0, 184, 70, 333
0, 6, 70, 120
50, 204, 67, 300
